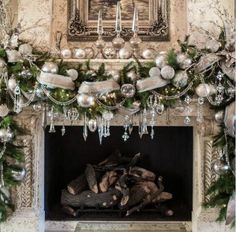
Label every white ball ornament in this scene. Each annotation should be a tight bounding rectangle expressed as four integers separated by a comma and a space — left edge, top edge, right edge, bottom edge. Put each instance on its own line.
74, 48, 86, 59
176, 53, 188, 64
119, 47, 133, 59
195, 83, 211, 97
60, 48, 72, 59
77, 93, 95, 108
42, 62, 59, 74
66, 69, 78, 81
18, 43, 33, 56
149, 67, 161, 77
161, 65, 175, 80
141, 48, 156, 59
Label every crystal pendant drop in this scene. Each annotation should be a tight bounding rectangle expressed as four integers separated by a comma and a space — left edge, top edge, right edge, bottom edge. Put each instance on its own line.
83, 113, 88, 141
61, 124, 66, 136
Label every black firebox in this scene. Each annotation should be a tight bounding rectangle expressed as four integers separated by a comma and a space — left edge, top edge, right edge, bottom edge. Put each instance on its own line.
45, 126, 193, 221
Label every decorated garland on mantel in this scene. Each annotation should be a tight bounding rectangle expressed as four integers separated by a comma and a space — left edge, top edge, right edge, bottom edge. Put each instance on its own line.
0, 25, 235, 226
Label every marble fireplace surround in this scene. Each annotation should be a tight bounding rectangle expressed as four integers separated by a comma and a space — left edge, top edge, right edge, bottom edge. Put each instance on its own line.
1, 89, 233, 232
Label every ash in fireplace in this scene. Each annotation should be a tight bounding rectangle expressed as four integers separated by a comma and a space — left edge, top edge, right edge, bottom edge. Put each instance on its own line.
61, 150, 173, 217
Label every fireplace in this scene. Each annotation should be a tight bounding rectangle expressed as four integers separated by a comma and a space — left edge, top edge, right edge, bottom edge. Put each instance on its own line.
44, 126, 193, 222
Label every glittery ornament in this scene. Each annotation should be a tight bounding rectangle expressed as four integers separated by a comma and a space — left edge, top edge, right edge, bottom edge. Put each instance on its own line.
121, 84, 136, 98
179, 58, 192, 69
155, 52, 167, 68
161, 65, 175, 80
172, 71, 189, 88
103, 46, 116, 59
176, 53, 188, 64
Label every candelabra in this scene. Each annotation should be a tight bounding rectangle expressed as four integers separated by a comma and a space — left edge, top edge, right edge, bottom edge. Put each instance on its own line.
95, 9, 105, 59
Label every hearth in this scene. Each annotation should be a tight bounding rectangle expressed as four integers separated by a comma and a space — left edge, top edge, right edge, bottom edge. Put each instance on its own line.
44, 126, 193, 221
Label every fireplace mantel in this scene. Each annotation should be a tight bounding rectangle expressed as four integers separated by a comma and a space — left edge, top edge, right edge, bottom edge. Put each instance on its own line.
0, 107, 232, 232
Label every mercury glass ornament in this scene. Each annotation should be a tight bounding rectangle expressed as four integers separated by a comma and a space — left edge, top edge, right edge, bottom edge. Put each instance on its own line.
195, 83, 211, 97
84, 47, 95, 59
11, 168, 26, 181
149, 67, 161, 77
119, 47, 133, 59
0, 104, 9, 117
77, 93, 95, 108
74, 48, 86, 59
121, 84, 136, 98
213, 159, 230, 175
103, 46, 116, 59
155, 52, 167, 68
18, 43, 33, 56
66, 69, 78, 81
161, 65, 175, 80
42, 62, 58, 74
215, 110, 224, 123
172, 71, 189, 88
88, 119, 97, 132
7, 77, 17, 91
206, 39, 221, 52
60, 48, 72, 59
141, 48, 156, 59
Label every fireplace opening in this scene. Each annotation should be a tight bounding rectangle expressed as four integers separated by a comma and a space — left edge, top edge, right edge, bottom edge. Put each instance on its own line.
44, 126, 193, 221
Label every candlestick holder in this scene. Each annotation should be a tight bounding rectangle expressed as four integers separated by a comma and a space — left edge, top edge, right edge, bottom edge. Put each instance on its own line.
95, 9, 105, 59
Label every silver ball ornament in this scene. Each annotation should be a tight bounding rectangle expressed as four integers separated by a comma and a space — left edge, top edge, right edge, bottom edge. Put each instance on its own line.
215, 110, 224, 123
119, 47, 133, 59
149, 67, 161, 77
195, 84, 211, 97
73, 48, 86, 59
60, 48, 72, 59
155, 52, 167, 68
11, 168, 26, 181
213, 159, 230, 175
112, 36, 125, 50
66, 69, 78, 81
141, 48, 156, 59
88, 119, 97, 132
206, 39, 221, 52
42, 62, 58, 74
121, 84, 136, 98
172, 71, 189, 88
8, 77, 17, 91
77, 93, 95, 108
18, 43, 33, 56
179, 58, 192, 69
176, 53, 188, 64
84, 47, 95, 59
103, 46, 116, 59
161, 65, 175, 80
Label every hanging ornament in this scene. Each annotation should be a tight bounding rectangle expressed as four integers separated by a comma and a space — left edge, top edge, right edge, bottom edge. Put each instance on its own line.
103, 46, 116, 59
121, 84, 136, 98
11, 168, 26, 181
205, 39, 221, 52
84, 47, 95, 59
73, 48, 86, 59
119, 47, 133, 59
127, 71, 137, 82
172, 71, 189, 88
7, 77, 17, 91
161, 65, 175, 80
184, 95, 192, 125
155, 52, 167, 68
224, 101, 235, 137
0, 104, 9, 117
122, 115, 130, 142
0, 127, 14, 143
48, 106, 56, 133
42, 62, 58, 74
102, 111, 114, 121
195, 83, 211, 97
226, 194, 235, 225
102, 111, 113, 138
88, 119, 97, 132
149, 67, 161, 77
77, 93, 95, 108
179, 58, 192, 70
66, 69, 78, 81
141, 48, 156, 60
83, 113, 88, 141
214, 110, 224, 123
6, 50, 21, 63
215, 71, 225, 105
61, 124, 66, 136
60, 48, 72, 59
212, 159, 230, 175
18, 43, 33, 56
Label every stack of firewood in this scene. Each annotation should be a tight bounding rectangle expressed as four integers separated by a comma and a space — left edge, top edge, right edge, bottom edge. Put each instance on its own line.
61, 151, 173, 217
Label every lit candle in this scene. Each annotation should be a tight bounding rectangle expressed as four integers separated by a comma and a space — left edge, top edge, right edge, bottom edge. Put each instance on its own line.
97, 9, 104, 36
115, 1, 122, 34
132, 5, 139, 34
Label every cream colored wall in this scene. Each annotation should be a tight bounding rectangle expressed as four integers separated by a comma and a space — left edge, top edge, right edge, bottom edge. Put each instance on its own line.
14, 0, 235, 52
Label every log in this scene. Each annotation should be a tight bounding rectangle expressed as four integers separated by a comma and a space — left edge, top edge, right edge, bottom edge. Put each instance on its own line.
129, 167, 156, 181
61, 189, 122, 208
99, 171, 118, 193
126, 153, 141, 168
85, 164, 98, 193
62, 205, 78, 217
67, 174, 88, 195
153, 192, 173, 203
115, 173, 130, 206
